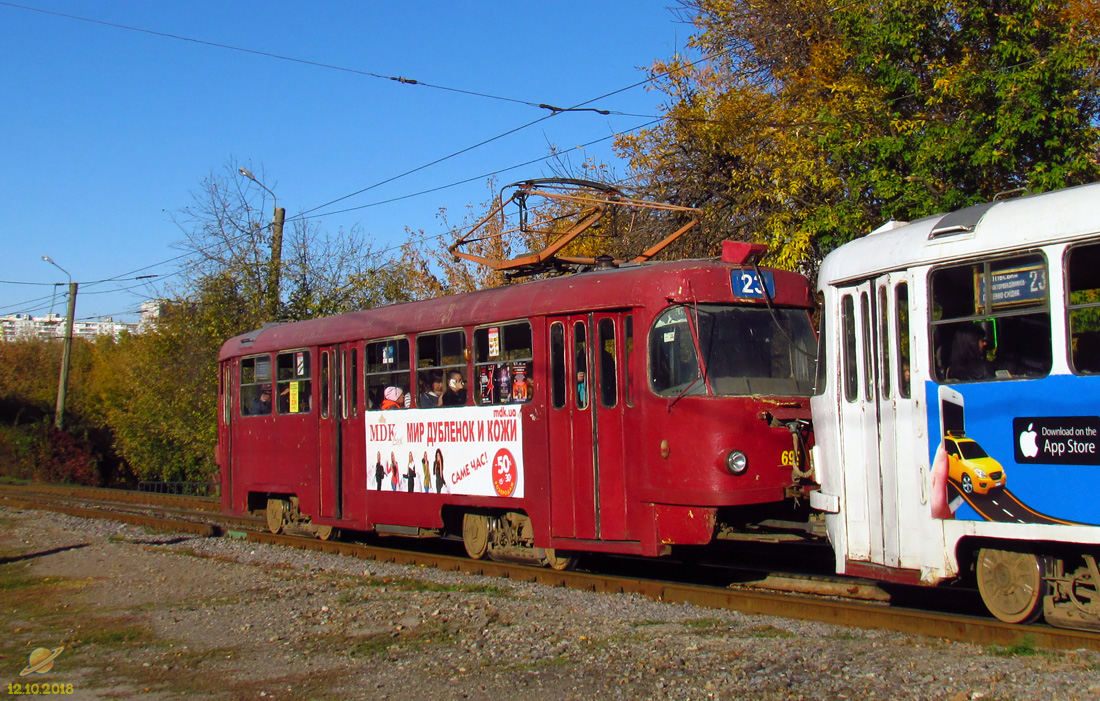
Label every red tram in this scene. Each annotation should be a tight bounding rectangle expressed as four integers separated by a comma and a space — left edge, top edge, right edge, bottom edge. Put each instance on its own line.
217, 243, 818, 567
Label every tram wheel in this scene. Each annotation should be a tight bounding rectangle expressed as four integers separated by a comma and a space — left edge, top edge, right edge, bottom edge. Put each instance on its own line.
462, 513, 489, 560
265, 498, 289, 535
312, 524, 337, 541
544, 548, 576, 571
961, 474, 973, 493
976, 548, 1048, 624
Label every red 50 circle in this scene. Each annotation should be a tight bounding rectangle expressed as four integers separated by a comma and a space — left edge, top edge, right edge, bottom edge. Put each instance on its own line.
492, 448, 518, 497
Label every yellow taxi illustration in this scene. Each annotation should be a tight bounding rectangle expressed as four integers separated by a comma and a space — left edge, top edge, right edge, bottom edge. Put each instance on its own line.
944, 436, 1006, 494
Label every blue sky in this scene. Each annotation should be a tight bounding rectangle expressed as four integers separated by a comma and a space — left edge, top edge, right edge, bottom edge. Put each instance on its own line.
0, 1, 694, 321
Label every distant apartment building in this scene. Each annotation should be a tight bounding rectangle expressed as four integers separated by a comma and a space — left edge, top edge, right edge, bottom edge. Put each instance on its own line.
0, 300, 163, 342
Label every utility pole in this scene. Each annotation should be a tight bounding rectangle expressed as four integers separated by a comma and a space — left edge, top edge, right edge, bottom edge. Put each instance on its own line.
56, 281, 78, 430
42, 256, 76, 430
268, 205, 285, 320
238, 167, 283, 321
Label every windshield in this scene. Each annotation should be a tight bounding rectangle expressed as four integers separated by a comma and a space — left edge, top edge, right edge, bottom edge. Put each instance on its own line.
958, 440, 989, 460
649, 304, 817, 397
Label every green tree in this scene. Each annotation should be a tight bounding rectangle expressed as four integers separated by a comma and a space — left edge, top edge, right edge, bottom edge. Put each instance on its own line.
618, 0, 1100, 273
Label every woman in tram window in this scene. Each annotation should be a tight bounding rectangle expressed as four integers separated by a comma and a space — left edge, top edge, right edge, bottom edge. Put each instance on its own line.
947, 324, 993, 381
419, 371, 444, 408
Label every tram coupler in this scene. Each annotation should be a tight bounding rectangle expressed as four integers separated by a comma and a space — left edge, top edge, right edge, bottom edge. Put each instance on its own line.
761, 412, 815, 485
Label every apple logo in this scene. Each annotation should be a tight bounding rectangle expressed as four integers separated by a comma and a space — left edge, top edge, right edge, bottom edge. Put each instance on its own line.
1019, 423, 1039, 458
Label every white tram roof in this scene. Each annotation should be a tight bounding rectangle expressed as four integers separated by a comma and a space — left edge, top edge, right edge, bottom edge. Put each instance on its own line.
818, 181, 1100, 286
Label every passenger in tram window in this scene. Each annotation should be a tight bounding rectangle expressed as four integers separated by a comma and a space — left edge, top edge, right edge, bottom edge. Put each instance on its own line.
381, 386, 406, 410
374, 452, 384, 491
419, 371, 444, 408
443, 371, 467, 406
947, 325, 993, 381
576, 370, 588, 407
406, 452, 417, 493
248, 386, 272, 415
421, 451, 431, 493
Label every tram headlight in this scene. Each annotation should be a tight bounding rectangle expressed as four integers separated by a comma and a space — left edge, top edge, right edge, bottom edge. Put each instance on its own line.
725, 450, 748, 476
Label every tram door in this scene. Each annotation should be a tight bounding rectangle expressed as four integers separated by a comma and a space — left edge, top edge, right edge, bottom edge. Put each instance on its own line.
836, 276, 912, 569
317, 345, 347, 520
547, 313, 630, 542
218, 362, 233, 513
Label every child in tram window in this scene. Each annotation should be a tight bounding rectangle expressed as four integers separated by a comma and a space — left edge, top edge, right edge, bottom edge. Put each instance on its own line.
381, 386, 405, 410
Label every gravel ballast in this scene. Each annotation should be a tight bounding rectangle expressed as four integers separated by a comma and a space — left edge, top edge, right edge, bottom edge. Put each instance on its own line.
2, 505, 1099, 700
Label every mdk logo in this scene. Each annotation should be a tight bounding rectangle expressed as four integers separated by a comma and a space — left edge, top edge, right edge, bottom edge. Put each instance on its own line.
20, 646, 64, 676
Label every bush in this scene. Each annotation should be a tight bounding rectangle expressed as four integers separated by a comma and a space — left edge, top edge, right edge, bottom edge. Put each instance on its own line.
0, 421, 100, 486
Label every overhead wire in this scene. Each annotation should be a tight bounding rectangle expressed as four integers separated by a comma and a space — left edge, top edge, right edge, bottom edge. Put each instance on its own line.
0, 0, 868, 319
0, 0, 607, 114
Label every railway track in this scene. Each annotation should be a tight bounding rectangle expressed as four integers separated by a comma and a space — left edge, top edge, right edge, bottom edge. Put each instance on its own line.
3, 481, 1098, 653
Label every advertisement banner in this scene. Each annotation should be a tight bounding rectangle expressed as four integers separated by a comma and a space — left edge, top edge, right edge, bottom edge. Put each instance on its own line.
926, 376, 1100, 525
366, 405, 523, 498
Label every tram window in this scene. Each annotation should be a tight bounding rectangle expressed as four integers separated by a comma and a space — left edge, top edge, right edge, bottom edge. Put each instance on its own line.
860, 292, 873, 401
550, 322, 566, 409
930, 253, 1052, 383
474, 322, 533, 405
649, 307, 701, 396
1067, 243, 1100, 374
416, 331, 466, 408
625, 315, 634, 406
240, 354, 272, 416
276, 350, 312, 414
339, 351, 349, 419
366, 338, 410, 410
320, 352, 331, 419
350, 349, 359, 416
575, 322, 590, 410
878, 285, 891, 399
651, 304, 816, 397
598, 318, 618, 408
841, 295, 858, 402
812, 303, 828, 397
896, 282, 911, 398
221, 366, 231, 424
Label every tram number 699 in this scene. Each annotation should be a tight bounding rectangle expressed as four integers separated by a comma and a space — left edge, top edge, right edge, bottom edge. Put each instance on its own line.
780, 450, 796, 466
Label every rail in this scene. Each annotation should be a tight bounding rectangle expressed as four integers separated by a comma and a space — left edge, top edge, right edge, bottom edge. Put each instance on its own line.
2, 483, 1098, 653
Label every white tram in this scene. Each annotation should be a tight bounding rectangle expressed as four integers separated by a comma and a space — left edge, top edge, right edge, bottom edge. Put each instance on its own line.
810, 182, 1100, 629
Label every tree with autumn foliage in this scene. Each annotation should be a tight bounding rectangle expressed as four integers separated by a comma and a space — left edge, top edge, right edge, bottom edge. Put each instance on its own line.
617, 0, 1100, 273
